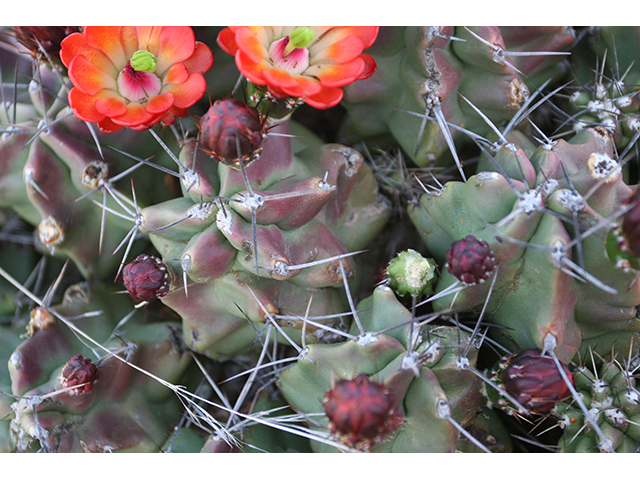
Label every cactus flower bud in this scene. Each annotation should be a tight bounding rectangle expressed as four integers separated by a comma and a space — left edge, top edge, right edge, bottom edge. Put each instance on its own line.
621, 187, 640, 257
199, 98, 266, 168
501, 349, 573, 414
129, 50, 158, 72
12, 26, 80, 63
445, 235, 496, 285
59, 354, 99, 395
386, 249, 437, 298
322, 374, 403, 449
122, 254, 174, 304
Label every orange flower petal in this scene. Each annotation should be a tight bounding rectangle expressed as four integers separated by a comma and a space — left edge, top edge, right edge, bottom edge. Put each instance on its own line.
181, 41, 214, 74
68, 88, 106, 122
236, 50, 268, 85
135, 27, 162, 56
155, 26, 196, 75
95, 95, 128, 117
162, 62, 189, 85
262, 69, 322, 98
312, 35, 362, 64
235, 27, 268, 64
146, 92, 175, 114
83, 26, 127, 70
358, 53, 377, 80
217, 27, 239, 55
111, 102, 154, 127
68, 55, 117, 96
60, 32, 117, 77
97, 116, 123, 134
119, 26, 140, 59
165, 72, 206, 108
306, 57, 365, 88
305, 86, 344, 110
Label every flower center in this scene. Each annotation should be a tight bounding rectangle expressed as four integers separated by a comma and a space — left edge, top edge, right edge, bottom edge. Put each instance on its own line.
268, 31, 312, 75
117, 57, 162, 104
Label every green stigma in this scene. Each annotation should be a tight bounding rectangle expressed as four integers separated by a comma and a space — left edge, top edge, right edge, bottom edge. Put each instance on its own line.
283, 27, 315, 56
130, 50, 158, 72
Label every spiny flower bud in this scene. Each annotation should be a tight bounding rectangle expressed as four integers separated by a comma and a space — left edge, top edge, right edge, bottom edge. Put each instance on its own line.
501, 349, 573, 415
445, 235, 496, 285
386, 249, 437, 298
199, 98, 266, 169
60, 354, 99, 395
122, 254, 174, 304
621, 187, 640, 257
12, 26, 81, 63
322, 374, 403, 450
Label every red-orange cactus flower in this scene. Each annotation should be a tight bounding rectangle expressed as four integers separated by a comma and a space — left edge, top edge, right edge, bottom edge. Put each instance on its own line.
217, 26, 378, 109
60, 26, 214, 133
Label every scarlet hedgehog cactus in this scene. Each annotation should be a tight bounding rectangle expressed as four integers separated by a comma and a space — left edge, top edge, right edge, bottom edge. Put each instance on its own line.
446, 235, 496, 285
488, 349, 573, 415
322, 374, 403, 450
60, 26, 214, 133
122, 254, 175, 305
198, 98, 266, 168
59, 354, 99, 395
216, 26, 378, 109
7, 24, 640, 454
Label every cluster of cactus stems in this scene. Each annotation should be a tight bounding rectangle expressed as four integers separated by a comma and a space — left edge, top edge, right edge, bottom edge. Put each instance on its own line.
3, 25, 640, 455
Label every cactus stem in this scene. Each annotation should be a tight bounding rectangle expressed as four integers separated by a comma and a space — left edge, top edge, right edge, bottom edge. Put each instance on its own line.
433, 104, 466, 181
550, 242, 618, 295
503, 78, 560, 139
469, 361, 529, 415
462, 265, 498, 360
108, 145, 187, 182
437, 399, 493, 453
459, 93, 513, 148
281, 250, 364, 273
245, 285, 304, 355
415, 280, 465, 308
23, 166, 49, 200
338, 259, 365, 336
227, 323, 274, 428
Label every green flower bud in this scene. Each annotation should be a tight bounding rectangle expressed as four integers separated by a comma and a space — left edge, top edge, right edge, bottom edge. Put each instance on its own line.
130, 50, 158, 72
386, 249, 437, 298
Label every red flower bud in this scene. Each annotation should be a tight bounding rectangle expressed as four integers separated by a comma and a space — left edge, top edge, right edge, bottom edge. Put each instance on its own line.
621, 187, 640, 257
501, 349, 573, 414
322, 374, 403, 449
60, 354, 99, 395
12, 26, 80, 63
199, 98, 266, 168
122, 254, 174, 304
446, 235, 496, 285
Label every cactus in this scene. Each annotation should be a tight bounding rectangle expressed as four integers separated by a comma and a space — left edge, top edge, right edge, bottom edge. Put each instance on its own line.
278, 285, 487, 452
3, 24, 640, 454
408, 126, 640, 364
555, 347, 640, 452
341, 26, 575, 173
